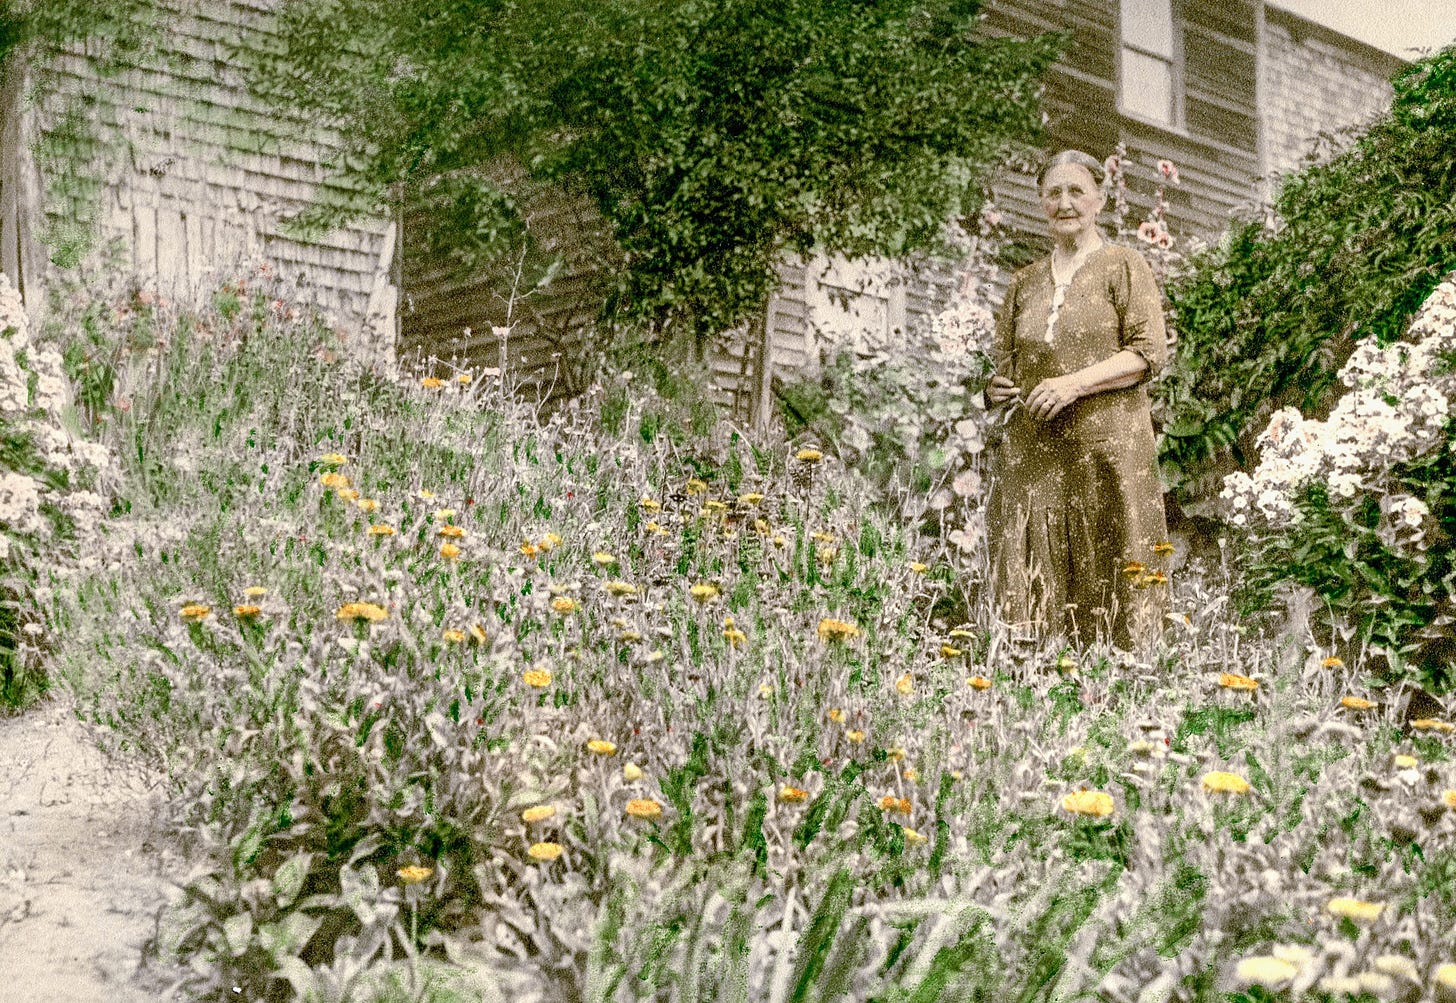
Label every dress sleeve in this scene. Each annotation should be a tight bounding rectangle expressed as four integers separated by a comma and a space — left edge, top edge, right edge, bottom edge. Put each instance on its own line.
1112, 250, 1168, 379
992, 270, 1020, 384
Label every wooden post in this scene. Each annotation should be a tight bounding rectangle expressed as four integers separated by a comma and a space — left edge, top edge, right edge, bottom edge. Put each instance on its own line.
751, 300, 775, 435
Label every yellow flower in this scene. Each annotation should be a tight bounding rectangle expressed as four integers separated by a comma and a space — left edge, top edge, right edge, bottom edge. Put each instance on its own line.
902, 826, 928, 845
433, 508, 456, 520
778, 786, 810, 804
1218, 672, 1259, 692
817, 546, 837, 564
396, 865, 433, 884
1394, 754, 1418, 769
684, 478, 709, 495
811, 531, 836, 545
319, 472, 350, 489
442, 629, 466, 643
817, 618, 861, 642
587, 739, 617, 756
940, 644, 964, 657
521, 542, 540, 558
337, 602, 388, 622
180, 604, 211, 621
878, 795, 912, 815
522, 668, 553, 688
737, 492, 764, 506
418, 489, 436, 500
845, 730, 867, 744
623, 763, 643, 781
1201, 771, 1252, 795
243, 586, 268, 598
701, 500, 728, 516
1121, 561, 1146, 578
758, 682, 775, 698
592, 551, 617, 566
421, 376, 444, 388
645, 520, 669, 536
551, 596, 578, 614
521, 805, 556, 823
1443, 790, 1456, 810
908, 561, 929, 574
772, 534, 787, 548
356, 498, 379, 512
723, 627, 747, 647
1322, 656, 1346, 669
795, 448, 823, 463
689, 583, 720, 603
640, 496, 661, 512
968, 676, 993, 691
1152, 540, 1175, 556
232, 604, 262, 619
1411, 718, 1455, 733
603, 581, 638, 597
618, 630, 642, 642
439, 542, 462, 560
949, 628, 975, 639
1234, 956, 1299, 987
885, 747, 907, 762
1055, 654, 1077, 673
438, 524, 465, 539
468, 623, 487, 645
626, 798, 663, 819
456, 372, 472, 384
1326, 897, 1385, 922
539, 531, 562, 550
1061, 790, 1115, 818
1340, 696, 1375, 710
1137, 570, 1169, 587
894, 674, 914, 696
903, 768, 918, 783
527, 842, 563, 862
318, 452, 348, 466
1435, 964, 1456, 992
828, 708, 846, 723
367, 524, 396, 536
335, 488, 360, 502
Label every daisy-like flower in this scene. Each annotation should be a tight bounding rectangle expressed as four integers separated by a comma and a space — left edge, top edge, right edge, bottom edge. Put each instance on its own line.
723, 627, 747, 647
1121, 561, 1146, 578
1152, 540, 1175, 556
603, 581, 638, 597
587, 739, 617, 756
878, 795, 912, 815
433, 508, 456, 520
521, 542, 540, 558
1218, 672, 1259, 692
689, 583, 720, 603
639, 497, 662, 512
777, 786, 810, 804
827, 708, 846, 723
1340, 696, 1375, 710
442, 629, 466, 643
1394, 754, 1418, 769
618, 630, 643, 642
551, 596, 578, 614
737, 492, 764, 506
418, 489, 437, 500
592, 551, 617, 566
908, 561, 929, 574
903, 768, 918, 783
1234, 956, 1299, 987
901, 826, 928, 845
539, 531, 562, 550
1201, 771, 1252, 794
968, 676, 993, 691
356, 498, 380, 512
521, 805, 556, 823
1137, 571, 1169, 587
817, 546, 837, 564
1411, 719, 1455, 733
1322, 656, 1346, 669
1061, 790, 1115, 818
527, 842, 563, 861
439, 543, 462, 560
894, 674, 914, 695
522, 667, 552, 688
318, 452, 348, 465
367, 524, 396, 536
438, 524, 465, 539
701, 500, 728, 516
845, 729, 867, 744
940, 644, 964, 657
396, 865, 433, 884
1326, 897, 1384, 922
811, 531, 836, 545
685, 478, 709, 495
421, 376, 444, 389
795, 448, 823, 463
817, 618, 860, 642
319, 472, 350, 489
233, 604, 262, 619
180, 604, 211, 621
337, 602, 388, 622
335, 488, 360, 502
623, 763, 643, 781
243, 586, 268, 598
456, 373, 472, 384
625, 798, 662, 819
885, 747, 907, 762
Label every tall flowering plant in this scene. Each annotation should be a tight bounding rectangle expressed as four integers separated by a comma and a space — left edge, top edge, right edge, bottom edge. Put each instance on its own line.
1220, 273, 1456, 686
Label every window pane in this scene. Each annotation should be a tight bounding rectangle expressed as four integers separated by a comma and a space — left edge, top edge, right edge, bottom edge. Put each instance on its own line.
1122, 49, 1174, 124
1122, 0, 1174, 56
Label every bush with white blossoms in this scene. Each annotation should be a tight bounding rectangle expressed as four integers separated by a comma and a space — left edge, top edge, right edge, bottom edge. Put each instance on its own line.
1221, 272, 1456, 683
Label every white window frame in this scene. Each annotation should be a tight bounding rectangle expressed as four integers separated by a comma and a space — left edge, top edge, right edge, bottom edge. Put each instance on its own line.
1118, 0, 1185, 131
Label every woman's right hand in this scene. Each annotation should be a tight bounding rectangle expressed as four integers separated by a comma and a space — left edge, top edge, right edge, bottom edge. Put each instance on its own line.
985, 375, 1021, 406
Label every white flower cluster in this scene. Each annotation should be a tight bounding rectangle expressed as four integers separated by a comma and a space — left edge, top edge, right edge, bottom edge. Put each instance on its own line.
1221, 273, 1456, 547
927, 289, 995, 364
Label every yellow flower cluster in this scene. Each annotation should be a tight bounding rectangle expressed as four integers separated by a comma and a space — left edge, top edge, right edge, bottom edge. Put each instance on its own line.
396, 865, 433, 884
625, 798, 662, 819
817, 618, 860, 642
1218, 672, 1259, 692
319, 472, 349, 490
522, 667, 553, 688
180, 604, 211, 621
1201, 771, 1251, 795
521, 805, 556, 823
1061, 790, 1115, 818
337, 602, 388, 622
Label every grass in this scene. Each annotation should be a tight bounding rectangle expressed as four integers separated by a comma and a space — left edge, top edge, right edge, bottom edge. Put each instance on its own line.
23, 285, 1456, 1002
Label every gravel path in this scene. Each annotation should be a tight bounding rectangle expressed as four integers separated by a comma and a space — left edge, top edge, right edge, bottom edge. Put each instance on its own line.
0, 701, 180, 1002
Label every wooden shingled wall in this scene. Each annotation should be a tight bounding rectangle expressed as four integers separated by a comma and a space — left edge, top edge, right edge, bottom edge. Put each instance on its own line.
1, 0, 394, 353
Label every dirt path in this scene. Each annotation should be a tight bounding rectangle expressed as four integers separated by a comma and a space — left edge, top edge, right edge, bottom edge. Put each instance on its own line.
0, 700, 180, 1002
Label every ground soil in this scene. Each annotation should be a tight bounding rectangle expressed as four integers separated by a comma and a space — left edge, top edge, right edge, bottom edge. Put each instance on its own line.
0, 699, 181, 1002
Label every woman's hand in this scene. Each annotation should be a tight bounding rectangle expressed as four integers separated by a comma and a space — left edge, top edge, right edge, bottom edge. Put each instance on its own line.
1025, 374, 1085, 421
986, 375, 1021, 406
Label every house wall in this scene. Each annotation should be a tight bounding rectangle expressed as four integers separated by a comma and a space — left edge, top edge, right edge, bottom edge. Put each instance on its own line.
0, 0, 395, 357
1259, 5, 1402, 180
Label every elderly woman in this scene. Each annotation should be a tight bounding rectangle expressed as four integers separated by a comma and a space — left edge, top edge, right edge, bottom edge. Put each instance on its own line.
985, 149, 1170, 648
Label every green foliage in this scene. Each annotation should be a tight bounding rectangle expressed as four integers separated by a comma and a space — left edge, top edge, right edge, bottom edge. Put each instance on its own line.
1156, 45, 1456, 500
246, 0, 1060, 341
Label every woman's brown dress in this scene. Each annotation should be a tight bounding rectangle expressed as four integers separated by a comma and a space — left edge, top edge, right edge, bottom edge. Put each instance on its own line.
987, 243, 1169, 647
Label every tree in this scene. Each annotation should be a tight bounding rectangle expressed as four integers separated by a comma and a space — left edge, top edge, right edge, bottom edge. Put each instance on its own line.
246, 0, 1061, 343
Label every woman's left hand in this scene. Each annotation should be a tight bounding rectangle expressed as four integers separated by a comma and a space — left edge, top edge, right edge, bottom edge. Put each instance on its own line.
1025, 375, 1085, 421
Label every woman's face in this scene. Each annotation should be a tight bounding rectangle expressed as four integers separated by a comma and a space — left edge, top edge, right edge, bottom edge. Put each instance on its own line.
1040, 163, 1105, 242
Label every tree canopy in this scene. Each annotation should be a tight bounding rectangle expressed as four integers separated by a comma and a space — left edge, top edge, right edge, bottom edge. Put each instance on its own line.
247, 0, 1061, 340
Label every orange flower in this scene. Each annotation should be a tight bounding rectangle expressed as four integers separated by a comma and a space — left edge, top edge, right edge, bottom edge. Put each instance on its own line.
777, 786, 810, 804
894, 674, 914, 695
396, 865, 433, 884
845, 729, 866, 744
1061, 790, 1115, 818
336, 602, 388, 622
587, 739, 617, 756
439, 543, 462, 560
817, 618, 860, 642
1152, 541, 1175, 556
968, 675, 993, 691
522, 667, 552, 688
421, 376, 444, 389
180, 604, 211, 621
1411, 719, 1455, 733
1340, 696, 1375, 711
1322, 656, 1346, 669
527, 842, 563, 862
442, 629, 466, 643
319, 472, 350, 489
878, 795, 912, 815
356, 498, 379, 512
827, 708, 846, 723
1218, 672, 1259, 692
1121, 561, 1146, 578
625, 798, 663, 819
232, 604, 262, 619
551, 596, 578, 614
367, 524, 396, 536
438, 524, 465, 539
